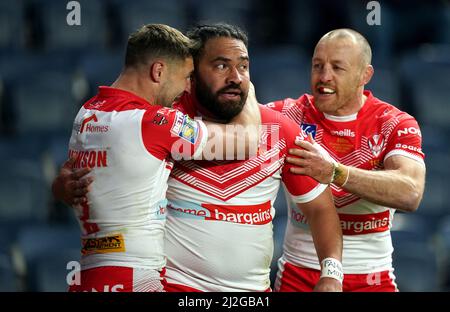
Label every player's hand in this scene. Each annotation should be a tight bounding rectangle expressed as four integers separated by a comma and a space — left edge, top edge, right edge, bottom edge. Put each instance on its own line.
286, 134, 335, 184
248, 82, 261, 123
233, 81, 261, 126
52, 156, 93, 205
313, 277, 343, 292
246, 82, 259, 109
230, 81, 261, 158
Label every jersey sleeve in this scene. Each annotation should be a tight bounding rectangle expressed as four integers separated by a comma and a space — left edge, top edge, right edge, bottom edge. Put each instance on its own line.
279, 113, 328, 203
384, 115, 425, 164
265, 95, 310, 124
265, 99, 287, 113
141, 107, 208, 161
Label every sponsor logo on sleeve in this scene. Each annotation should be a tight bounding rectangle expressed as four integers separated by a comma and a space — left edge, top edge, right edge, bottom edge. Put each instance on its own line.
395, 143, 423, 154
88, 100, 106, 109
170, 112, 199, 144
170, 111, 185, 136
152, 113, 168, 126
397, 127, 421, 137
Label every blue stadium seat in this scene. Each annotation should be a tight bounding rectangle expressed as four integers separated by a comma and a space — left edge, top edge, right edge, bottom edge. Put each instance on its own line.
31, 0, 109, 51
0, 157, 48, 224
391, 213, 439, 291
285, 0, 318, 48
438, 216, 450, 250
345, 1, 395, 66
45, 132, 71, 170
0, 52, 76, 84
193, 0, 252, 30
436, 215, 450, 290
113, 0, 189, 37
78, 51, 124, 97
391, 212, 433, 244
416, 147, 447, 224
0, 0, 26, 52
415, 152, 450, 219
0, 153, 50, 286
251, 46, 309, 103
392, 241, 439, 291
11, 224, 80, 291
0, 252, 17, 291
366, 68, 400, 108
420, 124, 450, 154
0, 133, 45, 160
390, 1, 446, 54
34, 247, 80, 292
0, 52, 77, 135
412, 66, 450, 128
11, 70, 79, 135
399, 46, 450, 127
0, 218, 18, 291
442, 5, 450, 44
411, 44, 450, 64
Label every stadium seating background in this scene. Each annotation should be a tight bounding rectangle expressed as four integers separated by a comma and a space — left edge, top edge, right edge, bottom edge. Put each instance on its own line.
0, 0, 449, 292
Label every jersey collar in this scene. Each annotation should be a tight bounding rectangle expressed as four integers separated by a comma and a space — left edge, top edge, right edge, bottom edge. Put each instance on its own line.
98, 86, 150, 106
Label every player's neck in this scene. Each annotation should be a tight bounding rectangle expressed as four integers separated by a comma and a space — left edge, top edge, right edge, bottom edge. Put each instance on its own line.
111, 72, 156, 105
333, 92, 367, 117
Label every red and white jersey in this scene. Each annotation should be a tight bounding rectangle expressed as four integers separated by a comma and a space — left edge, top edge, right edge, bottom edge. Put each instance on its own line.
164, 102, 327, 291
68, 87, 207, 271
268, 90, 425, 274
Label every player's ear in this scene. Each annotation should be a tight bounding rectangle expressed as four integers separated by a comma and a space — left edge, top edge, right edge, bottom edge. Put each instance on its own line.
361, 64, 374, 86
150, 61, 165, 83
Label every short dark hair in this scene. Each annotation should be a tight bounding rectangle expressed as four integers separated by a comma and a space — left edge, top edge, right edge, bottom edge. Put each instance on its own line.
186, 23, 248, 66
125, 24, 192, 68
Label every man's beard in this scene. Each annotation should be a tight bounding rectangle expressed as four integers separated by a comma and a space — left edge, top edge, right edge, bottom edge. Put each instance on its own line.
195, 75, 247, 122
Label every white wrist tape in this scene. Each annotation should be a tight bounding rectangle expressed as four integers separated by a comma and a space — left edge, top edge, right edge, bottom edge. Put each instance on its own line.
320, 258, 344, 284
